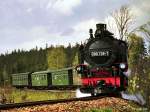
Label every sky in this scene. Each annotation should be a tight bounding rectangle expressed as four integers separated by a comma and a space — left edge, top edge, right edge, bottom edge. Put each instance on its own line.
0, 0, 149, 54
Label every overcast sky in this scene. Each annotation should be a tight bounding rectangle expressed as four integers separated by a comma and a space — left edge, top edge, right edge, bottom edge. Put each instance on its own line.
0, 0, 149, 54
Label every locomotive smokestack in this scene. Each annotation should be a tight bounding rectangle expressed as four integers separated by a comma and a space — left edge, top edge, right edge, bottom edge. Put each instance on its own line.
96, 23, 106, 31
95, 23, 107, 38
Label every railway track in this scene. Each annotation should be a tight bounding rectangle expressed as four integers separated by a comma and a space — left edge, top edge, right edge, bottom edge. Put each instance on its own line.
0, 96, 106, 110
0, 93, 143, 110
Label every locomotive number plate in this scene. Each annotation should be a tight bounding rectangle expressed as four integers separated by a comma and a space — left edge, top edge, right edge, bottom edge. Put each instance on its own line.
90, 51, 109, 57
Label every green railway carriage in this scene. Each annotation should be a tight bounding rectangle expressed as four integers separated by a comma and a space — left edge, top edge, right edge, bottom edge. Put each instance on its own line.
11, 72, 30, 87
31, 68, 73, 88
11, 67, 81, 89
52, 70, 70, 85
31, 71, 51, 87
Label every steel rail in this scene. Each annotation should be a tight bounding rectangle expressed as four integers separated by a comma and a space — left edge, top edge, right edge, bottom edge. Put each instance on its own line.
0, 96, 105, 110
0, 94, 143, 110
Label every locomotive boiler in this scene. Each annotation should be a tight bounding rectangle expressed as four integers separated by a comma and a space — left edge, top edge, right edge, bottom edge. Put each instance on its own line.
76, 23, 128, 96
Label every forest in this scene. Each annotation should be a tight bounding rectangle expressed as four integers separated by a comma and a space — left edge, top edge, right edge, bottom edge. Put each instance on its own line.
0, 43, 79, 86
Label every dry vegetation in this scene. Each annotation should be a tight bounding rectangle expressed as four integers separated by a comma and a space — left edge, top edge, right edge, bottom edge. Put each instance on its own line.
0, 87, 75, 104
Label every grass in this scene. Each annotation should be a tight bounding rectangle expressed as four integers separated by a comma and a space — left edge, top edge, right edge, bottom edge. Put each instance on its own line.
0, 87, 75, 103
82, 107, 148, 112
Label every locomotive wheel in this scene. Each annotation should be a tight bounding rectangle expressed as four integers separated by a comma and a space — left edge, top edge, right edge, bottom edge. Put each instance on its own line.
91, 88, 102, 96
91, 92, 98, 96
91, 93, 95, 96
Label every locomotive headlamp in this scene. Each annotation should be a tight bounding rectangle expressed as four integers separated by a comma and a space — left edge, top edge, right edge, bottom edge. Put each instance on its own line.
120, 63, 126, 69
76, 66, 81, 71
96, 67, 99, 71
75, 64, 88, 74
76, 66, 82, 74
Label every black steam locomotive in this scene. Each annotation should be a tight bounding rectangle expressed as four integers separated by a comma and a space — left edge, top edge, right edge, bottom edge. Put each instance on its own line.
76, 23, 128, 95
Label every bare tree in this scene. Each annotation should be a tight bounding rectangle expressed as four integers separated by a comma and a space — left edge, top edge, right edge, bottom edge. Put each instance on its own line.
112, 5, 133, 41
105, 16, 118, 38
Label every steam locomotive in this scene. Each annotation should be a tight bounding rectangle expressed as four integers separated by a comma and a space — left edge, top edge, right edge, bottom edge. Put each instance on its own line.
76, 23, 128, 96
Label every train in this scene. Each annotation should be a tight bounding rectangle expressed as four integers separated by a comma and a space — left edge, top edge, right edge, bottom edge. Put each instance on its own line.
76, 23, 128, 95
11, 23, 128, 95
11, 67, 81, 89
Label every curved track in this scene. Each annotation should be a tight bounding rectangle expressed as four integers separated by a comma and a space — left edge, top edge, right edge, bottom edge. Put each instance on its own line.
0, 94, 143, 110
0, 96, 105, 110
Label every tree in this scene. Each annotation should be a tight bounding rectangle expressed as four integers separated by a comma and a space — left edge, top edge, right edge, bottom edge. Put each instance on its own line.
128, 34, 146, 87
128, 34, 146, 70
129, 21, 150, 55
138, 21, 150, 55
111, 5, 133, 41
128, 33, 150, 108
65, 43, 73, 67
72, 52, 79, 66
138, 21, 150, 42
128, 34, 145, 92
47, 46, 67, 70
2, 66, 9, 86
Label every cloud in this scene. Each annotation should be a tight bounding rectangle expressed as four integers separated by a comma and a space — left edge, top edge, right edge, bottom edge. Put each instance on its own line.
47, 0, 81, 15
0, 26, 58, 53
74, 19, 99, 33
26, 8, 33, 13
0, 0, 149, 54
61, 28, 74, 36
70, 19, 100, 42
130, 0, 150, 25
0, 25, 79, 53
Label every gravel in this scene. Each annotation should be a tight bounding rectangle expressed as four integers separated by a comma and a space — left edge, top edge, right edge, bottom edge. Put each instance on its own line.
1, 97, 144, 112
